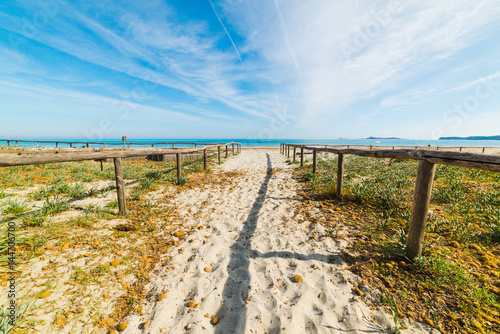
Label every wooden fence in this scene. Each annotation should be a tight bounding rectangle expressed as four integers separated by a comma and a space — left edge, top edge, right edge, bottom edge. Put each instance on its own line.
280, 143, 500, 260
0, 142, 241, 216
0, 137, 233, 149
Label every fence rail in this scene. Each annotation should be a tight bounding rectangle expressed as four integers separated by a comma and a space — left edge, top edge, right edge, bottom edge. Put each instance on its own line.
0, 137, 231, 149
280, 143, 500, 260
0, 142, 241, 216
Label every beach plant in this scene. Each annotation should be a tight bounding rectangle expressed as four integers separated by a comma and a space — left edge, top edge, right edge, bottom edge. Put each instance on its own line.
139, 178, 155, 190
383, 290, 401, 334
41, 197, 69, 216
0, 298, 33, 334
21, 212, 47, 227
67, 183, 86, 198
106, 200, 119, 209
4, 200, 28, 215
0, 190, 6, 199
177, 177, 188, 186
145, 170, 164, 180
486, 220, 500, 242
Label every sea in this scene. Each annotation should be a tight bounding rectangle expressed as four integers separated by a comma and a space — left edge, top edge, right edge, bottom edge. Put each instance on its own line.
2, 138, 500, 148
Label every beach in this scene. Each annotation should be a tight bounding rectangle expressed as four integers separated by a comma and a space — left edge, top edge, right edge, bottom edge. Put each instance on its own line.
117, 148, 434, 333
1, 146, 499, 333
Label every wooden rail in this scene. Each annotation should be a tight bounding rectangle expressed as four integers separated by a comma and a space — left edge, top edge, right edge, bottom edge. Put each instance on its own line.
0, 138, 233, 149
280, 143, 500, 260
0, 142, 241, 216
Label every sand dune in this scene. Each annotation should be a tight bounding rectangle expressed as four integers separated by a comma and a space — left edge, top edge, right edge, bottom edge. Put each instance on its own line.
121, 149, 436, 333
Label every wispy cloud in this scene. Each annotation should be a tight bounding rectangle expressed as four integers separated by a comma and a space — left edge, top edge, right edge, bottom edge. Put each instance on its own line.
208, 0, 243, 63
1, 0, 500, 139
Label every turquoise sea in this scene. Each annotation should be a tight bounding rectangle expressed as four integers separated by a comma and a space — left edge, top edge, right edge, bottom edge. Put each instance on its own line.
1, 138, 500, 148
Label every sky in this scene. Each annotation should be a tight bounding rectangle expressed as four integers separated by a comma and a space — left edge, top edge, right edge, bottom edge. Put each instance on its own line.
1, 0, 500, 140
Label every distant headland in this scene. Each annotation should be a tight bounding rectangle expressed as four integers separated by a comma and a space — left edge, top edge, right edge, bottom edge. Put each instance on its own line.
439, 135, 500, 140
365, 137, 403, 140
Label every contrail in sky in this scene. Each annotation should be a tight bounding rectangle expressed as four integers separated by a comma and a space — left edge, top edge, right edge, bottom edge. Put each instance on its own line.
273, 0, 303, 81
208, 0, 243, 63
333, 0, 361, 76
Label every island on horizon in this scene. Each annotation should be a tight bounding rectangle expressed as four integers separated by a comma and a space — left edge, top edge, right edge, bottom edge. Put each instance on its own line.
440, 135, 500, 140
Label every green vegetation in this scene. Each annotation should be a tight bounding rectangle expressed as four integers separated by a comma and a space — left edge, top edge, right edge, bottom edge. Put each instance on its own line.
4, 200, 28, 215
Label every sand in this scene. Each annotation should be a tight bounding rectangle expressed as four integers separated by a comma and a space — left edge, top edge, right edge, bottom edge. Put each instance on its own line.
120, 149, 436, 334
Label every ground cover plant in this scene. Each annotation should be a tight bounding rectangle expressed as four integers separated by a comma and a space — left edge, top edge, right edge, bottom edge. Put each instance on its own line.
0, 148, 231, 333
295, 153, 500, 333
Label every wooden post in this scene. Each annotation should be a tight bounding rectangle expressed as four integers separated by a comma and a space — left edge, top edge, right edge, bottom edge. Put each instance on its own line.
172, 143, 175, 148
55, 142, 58, 148
293, 147, 296, 162
104, 144, 107, 148
312, 150, 317, 174
113, 157, 126, 216
151, 144, 154, 148
482, 147, 486, 154
7, 141, 10, 147
218, 146, 221, 163
100, 160, 103, 172
86, 143, 89, 148
70, 143, 73, 148
459, 147, 463, 152
232, 143, 235, 155
225, 145, 228, 158
405, 159, 436, 260
128, 143, 131, 148
203, 148, 207, 169
176, 153, 182, 183
122, 136, 127, 148
35, 141, 39, 148
15, 141, 18, 147
337, 153, 344, 198
300, 146, 304, 167
195, 144, 197, 148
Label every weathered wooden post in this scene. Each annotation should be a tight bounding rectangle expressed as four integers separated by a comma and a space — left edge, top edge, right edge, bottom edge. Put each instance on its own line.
128, 143, 131, 148
100, 160, 104, 172
176, 152, 182, 183
7, 141, 10, 147
482, 147, 486, 154
15, 141, 18, 147
287, 145, 290, 158
300, 146, 304, 167
293, 147, 296, 162
113, 157, 126, 216
69, 143, 73, 148
195, 144, 197, 148
172, 143, 175, 148
225, 145, 228, 158
312, 150, 317, 174
218, 146, 221, 163
122, 136, 127, 149
337, 153, 344, 198
203, 148, 207, 169
35, 141, 39, 148
86, 143, 89, 148
232, 143, 235, 155
55, 142, 58, 148
405, 159, 436, 260
151, 144, 154, 148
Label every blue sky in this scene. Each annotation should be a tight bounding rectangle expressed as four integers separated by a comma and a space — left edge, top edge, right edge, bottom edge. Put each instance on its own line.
1, 0, 500, 140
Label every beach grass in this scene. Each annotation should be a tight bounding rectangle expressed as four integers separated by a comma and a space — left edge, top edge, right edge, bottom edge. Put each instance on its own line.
296, 154, 500, 332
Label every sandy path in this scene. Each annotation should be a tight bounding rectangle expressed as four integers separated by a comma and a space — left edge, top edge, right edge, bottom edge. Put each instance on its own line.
122, 149, 433, 334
